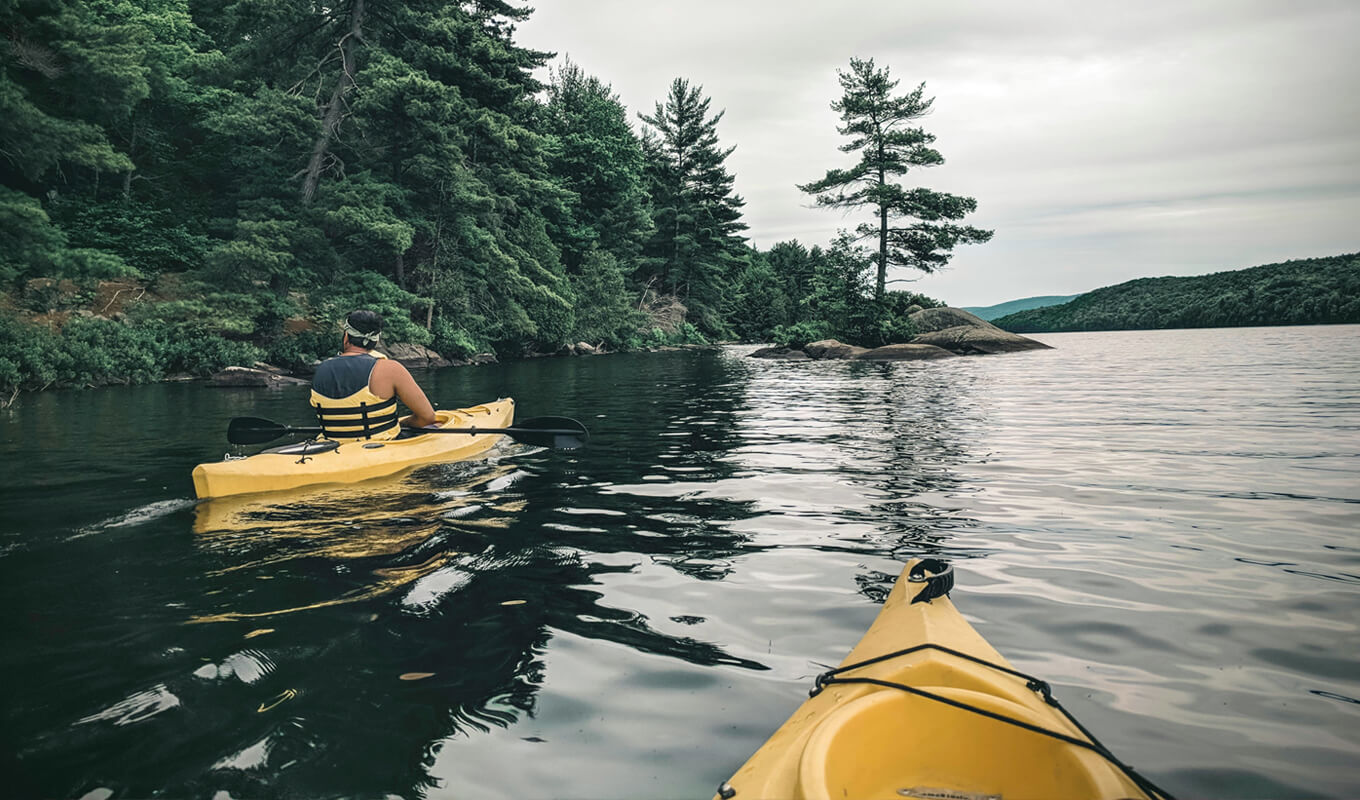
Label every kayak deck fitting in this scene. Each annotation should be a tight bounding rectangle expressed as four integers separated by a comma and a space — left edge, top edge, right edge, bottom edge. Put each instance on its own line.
192, 398, 515, 499
716, 558, 1174, 800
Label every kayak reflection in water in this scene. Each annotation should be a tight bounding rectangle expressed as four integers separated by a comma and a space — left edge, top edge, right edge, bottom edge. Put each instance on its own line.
310, 310, 440, 440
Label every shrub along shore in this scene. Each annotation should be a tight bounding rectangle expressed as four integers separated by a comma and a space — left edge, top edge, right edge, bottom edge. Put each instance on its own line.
0, 274, 720, 401
2, 2, 991, 403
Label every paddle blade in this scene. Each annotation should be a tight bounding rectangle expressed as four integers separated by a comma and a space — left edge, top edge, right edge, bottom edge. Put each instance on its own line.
509, 416, 589, 449
227, 416, 292, 445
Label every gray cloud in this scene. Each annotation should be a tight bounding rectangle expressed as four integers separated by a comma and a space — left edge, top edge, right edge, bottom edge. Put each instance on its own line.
518, 0, 1360, 305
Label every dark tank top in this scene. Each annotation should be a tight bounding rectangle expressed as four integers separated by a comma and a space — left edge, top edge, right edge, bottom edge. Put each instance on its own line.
311, 354, 379, 399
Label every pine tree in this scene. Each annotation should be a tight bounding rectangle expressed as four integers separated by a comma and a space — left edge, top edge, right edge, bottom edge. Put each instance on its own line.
638, 77, 747, 332
765, 240, 818, 319
0, 0, 210, 281
0, 0, 138, 185
541, 59, 653, 273
800, 58, 992, 299
361, 0, 570, 354
191, 0, 574, 353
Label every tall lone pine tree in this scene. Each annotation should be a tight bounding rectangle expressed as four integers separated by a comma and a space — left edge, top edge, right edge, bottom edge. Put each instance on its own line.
638, 77, 747, 331
800, 58, 992, 300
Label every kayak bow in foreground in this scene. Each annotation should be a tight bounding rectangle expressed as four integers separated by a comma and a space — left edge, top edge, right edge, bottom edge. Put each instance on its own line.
715, 558, 1174, 800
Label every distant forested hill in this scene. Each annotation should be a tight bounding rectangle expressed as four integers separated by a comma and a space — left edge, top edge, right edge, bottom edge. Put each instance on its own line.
993, 254, 1360, 333
963, 295, 1079, 321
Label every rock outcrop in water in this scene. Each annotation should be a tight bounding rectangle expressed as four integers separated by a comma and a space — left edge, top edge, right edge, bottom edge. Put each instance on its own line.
752, 307, 1051, 361
908, 307, 1053, 355
855, 343, 956, 360
208, 366, 308, 387
380, 342, 454, 369
749, 346, 811, 361
804, 340, 868, 359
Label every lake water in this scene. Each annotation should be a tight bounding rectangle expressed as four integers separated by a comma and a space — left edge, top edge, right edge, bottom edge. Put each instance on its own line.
2, 325, 1358, 799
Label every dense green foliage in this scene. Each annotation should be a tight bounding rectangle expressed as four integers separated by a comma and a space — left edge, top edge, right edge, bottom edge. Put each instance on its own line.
0, 2, 972, 396
638, 78, 748, 334
799, 58, 992, 299
994, 255, 1360, 332
0, 312, 262, 392
766, 233, 942, 348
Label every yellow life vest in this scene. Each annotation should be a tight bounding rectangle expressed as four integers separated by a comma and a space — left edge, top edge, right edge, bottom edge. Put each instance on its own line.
309, 351, 402, 441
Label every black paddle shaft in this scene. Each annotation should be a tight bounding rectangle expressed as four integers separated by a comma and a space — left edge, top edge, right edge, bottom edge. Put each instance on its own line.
227, 415, 588, 449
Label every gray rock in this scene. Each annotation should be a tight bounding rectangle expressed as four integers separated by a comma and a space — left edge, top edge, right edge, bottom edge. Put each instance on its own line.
380, 342, 453, 369
210, 366, 308, 387
804, 339, 869, 359
909, 306, 995, 333
574, 341, 598, 355
912, 325, 1053, 355
750, 346, 811, 360
854, 344, 957, 361
467, 353, 499, 366
908, 306, 1052, 355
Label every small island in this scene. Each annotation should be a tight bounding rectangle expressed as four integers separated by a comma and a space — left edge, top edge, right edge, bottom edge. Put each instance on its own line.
750, 306, 1050, 361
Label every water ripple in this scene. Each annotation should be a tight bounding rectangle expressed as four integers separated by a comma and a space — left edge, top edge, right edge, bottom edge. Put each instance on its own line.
1, 326, 1357, 798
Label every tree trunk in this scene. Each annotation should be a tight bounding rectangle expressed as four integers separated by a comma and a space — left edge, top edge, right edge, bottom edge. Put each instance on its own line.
875, 122, 888, 300
395, 251, 405, 289
671, 204, 680, 290
122, 118, 137, 200
301, 0, 365, 206
877, 178, 888, 301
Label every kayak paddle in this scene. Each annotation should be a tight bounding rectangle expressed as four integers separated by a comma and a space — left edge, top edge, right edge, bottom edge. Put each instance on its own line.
227, 415, 589, 449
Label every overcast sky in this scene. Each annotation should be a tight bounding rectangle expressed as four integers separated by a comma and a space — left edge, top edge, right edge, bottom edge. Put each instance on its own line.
516, 1, 1359, 306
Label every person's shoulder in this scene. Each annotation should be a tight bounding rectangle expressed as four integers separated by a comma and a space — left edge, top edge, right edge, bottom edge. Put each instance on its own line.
372, 355, 411, 375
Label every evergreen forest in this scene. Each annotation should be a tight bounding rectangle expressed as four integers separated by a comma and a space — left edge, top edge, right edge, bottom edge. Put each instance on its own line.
0, 1, 975, 396
3, 2, 1348, 399
993, 254, 1360, 333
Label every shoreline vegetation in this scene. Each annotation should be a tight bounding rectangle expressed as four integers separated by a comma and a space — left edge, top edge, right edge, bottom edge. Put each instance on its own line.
1, 3, 1352, 404
993, 254, 1359, 333
1, 3, 991, 403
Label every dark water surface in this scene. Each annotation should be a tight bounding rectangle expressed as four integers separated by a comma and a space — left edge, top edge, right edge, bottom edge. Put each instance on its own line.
3, 325, 1358, 799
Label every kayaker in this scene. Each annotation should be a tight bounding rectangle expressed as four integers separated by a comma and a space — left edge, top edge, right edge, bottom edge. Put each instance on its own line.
309, 310, 439, 440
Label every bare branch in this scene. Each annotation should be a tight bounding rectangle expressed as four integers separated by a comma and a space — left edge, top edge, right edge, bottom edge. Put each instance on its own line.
301, 0, 366, 204
287, 49, 340, 96
5, 35, 63, 78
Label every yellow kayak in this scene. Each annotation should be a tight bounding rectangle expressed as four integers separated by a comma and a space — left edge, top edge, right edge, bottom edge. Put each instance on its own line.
192, 398, 515, 499
716, 558, 1172, 800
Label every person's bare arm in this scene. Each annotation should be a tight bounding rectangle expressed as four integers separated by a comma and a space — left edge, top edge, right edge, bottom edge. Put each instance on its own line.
370, 360, 437, 427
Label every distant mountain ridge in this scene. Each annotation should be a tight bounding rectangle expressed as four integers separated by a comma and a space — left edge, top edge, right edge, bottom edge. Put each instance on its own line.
991, 253, 1359, 333
962, 295, 1080, 321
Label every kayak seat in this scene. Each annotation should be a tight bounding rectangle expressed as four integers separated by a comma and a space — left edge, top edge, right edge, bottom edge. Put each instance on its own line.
262, 439, 340, 456
799, 687, 1127, 800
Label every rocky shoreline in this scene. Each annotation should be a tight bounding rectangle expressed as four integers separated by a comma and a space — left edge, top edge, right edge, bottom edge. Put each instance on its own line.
206, 308, 1046, 388
12, 302, 1040, 395
206, 340, 721, 388
748, 307, 1051, 362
